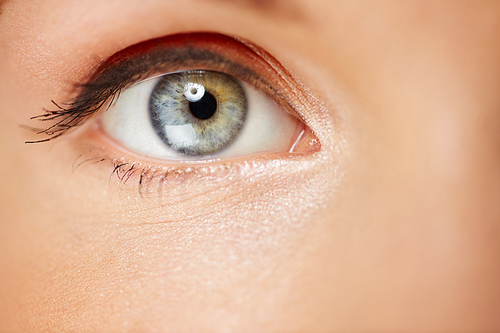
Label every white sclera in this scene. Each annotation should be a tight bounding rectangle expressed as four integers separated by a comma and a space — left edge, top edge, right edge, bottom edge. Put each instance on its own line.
101, 76, 300, 160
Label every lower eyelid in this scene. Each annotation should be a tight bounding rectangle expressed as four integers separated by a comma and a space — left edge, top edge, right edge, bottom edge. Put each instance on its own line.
69, 133, 318, 196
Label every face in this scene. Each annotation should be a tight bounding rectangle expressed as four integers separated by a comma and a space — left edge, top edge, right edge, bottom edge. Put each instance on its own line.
1, 0, 499, 331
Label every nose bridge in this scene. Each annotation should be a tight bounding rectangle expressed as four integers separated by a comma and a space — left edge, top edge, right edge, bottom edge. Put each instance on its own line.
406, 51, 500, 208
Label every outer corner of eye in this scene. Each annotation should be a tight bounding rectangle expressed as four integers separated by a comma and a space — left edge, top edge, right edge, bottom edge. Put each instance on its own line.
98, 69, 318, 162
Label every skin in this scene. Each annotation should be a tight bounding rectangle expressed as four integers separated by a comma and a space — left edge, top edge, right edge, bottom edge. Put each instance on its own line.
1, 0, 499, 331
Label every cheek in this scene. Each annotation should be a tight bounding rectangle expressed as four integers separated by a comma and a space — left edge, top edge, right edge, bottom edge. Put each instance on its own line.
7, 140, 336, 329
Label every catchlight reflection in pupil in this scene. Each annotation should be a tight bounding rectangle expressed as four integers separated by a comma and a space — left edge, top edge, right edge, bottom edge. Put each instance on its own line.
148, 70, 247, 155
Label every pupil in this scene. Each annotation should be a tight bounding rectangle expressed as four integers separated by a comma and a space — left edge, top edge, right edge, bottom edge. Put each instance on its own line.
189, 92, 217, 120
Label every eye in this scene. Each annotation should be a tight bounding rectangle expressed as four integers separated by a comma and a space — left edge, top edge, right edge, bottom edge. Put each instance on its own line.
101, 70, 302, 160
30, 32, 319, 166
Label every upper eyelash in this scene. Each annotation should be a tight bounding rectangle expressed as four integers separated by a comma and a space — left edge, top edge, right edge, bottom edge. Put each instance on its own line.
26, 80, 131, 143
26, 32, 293, 144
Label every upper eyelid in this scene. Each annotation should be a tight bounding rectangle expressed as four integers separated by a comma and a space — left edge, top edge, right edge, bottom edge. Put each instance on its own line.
88, 32, 298, 111
28, 32, 311, 144
80, 43, 262, 111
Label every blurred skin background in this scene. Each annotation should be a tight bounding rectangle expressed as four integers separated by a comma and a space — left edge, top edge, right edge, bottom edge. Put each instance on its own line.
0, 0, 499, 331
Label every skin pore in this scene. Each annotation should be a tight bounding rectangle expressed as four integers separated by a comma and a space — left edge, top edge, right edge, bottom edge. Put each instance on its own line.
1, 0, 500, 331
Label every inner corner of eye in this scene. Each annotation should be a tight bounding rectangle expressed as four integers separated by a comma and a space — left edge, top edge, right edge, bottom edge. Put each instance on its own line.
99, 69, 314, 161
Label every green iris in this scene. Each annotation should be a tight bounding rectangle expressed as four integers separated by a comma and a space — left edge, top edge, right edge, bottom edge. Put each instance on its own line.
149, 70, 247, 155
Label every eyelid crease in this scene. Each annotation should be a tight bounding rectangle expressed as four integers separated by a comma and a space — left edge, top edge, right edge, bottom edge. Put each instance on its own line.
27, 32, 315, 145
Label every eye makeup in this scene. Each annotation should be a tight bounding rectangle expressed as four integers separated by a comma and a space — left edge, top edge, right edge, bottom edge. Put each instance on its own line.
28, 32, 322, 191
29, 32, 312, 144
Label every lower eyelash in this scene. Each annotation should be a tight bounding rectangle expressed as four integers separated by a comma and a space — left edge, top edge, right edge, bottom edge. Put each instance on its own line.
69, 139, 316, 198
70, 144, 233, 196
71, 147, 168, 195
